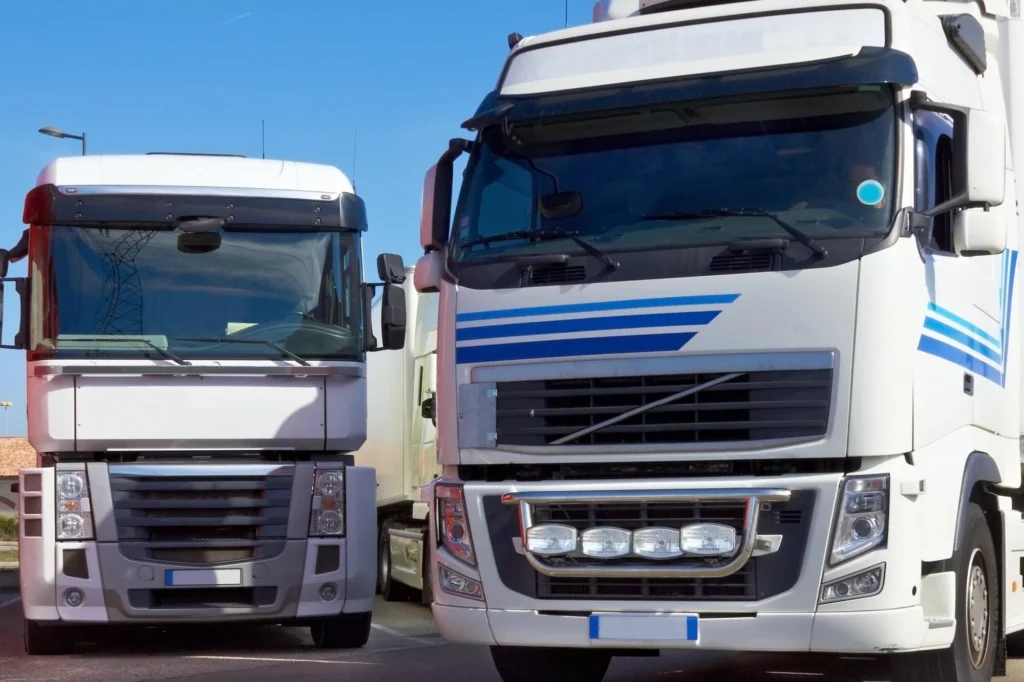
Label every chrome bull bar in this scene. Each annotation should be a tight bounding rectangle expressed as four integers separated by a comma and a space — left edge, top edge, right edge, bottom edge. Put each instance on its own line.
501, 488, 792, 579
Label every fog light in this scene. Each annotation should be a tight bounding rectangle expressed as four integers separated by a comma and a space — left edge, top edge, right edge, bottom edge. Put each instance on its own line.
680, 523, 738, 556
64, 588, 84, 607
320, 583, 338, 602
633, 527, 683, 559
581, 527, 631, 559
525, 524, 577, 556
438, 564, 484, 601
820, 564, 885, 603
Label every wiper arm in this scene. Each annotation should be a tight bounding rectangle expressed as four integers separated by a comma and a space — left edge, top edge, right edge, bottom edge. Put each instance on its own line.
642, 208, 827, 259
69, 337, 191, 366
174, 337, 311, 367
461, 229, 620, 270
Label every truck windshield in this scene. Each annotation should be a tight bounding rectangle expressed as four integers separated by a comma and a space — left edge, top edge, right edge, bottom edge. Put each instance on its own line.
451, 86, 897, 262
29, 226, 364, 361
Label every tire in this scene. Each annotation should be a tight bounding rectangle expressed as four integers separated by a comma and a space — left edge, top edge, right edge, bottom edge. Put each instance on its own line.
490, 645, 612, 682
309, 612, 372, 649
24, 618, 74, 655
890, 502, 998, 682
378, 524, 414, 602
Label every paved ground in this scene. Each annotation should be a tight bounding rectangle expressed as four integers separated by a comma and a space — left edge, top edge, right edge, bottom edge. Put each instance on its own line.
3, 590, 1024, 681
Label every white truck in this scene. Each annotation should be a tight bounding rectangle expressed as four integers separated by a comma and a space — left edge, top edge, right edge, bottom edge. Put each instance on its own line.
412, 0, 1024, 680
2, 153, 408, 654
353, 268, 441, 603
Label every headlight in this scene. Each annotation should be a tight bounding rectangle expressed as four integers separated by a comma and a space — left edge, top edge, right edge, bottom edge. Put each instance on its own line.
309, 467, 345, 537
830, 474, 888, 565
56, 470, 94, 541
435, 482, 475, 566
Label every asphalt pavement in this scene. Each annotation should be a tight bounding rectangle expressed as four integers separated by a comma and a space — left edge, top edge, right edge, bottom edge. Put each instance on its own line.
3, 590, 1024, 681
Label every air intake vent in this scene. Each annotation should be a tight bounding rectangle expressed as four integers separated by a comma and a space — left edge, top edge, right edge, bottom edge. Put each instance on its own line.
529, 264, 586, 286
709, 251, 773, 273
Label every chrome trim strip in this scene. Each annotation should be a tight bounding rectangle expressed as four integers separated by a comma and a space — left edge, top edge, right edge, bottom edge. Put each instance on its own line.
502, 487, 790, 579
108, 463, 294, 477
58, 185, 343, 201
31, 364, 364, 378
470, 350, 835, 384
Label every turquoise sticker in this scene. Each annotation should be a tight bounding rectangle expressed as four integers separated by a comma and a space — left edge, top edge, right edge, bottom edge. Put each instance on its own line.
856, 179, 885, 206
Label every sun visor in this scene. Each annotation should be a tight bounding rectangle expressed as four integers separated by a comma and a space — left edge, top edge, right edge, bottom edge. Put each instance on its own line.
500, 6, 893, 97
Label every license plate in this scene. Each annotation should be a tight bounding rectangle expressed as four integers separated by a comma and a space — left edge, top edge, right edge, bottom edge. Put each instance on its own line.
588, 613, 699, 642
164, 568, 242, 587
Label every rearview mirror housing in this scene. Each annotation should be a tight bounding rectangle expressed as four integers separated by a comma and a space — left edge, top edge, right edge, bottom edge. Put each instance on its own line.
414, 250, 444, 294
377, 253, 406, 283
953, 208, 1006, 256
420, 139, 472, 252
910, 92, 1006, 215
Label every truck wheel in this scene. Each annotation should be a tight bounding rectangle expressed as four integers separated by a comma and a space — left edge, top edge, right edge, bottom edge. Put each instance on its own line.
310, 612, 372, 649
378, 525, 414, 602
890, 502, 998, 682
490, 646, 611, 682
24, 619, 74, 655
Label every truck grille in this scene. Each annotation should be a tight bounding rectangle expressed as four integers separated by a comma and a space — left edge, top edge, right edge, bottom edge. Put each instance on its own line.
482, 490, 815, 603
109, 465, 294, 565
495, 369, 832, 446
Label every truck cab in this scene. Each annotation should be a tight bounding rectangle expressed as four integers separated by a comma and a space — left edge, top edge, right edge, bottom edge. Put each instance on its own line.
5, 153, 407, 654
414, 1, 1024, 681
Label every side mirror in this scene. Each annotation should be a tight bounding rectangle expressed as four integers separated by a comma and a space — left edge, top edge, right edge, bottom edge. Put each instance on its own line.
420, 139, 471, 252
377, 253, 406, 284
965, 108, 1005, 206
376, 253, 407, 351
421, 393, 436, 426
953, 209, 1006, 256
911, 92, 1006, 215
0, 276, 29, 351
0, 249, 10, 279
414, 250, 444, 294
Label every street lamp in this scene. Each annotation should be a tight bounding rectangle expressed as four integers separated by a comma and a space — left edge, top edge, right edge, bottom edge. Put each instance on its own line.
38, 126, 86, 155
0, 401, 12, 437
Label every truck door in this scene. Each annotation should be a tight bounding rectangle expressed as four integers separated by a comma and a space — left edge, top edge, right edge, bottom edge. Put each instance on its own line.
412, 352, 438, 495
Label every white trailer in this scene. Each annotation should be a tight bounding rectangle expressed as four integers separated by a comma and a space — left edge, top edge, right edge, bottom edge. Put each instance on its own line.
353, 268, 441, 603
413, 0, 1024, 680
3, 153, 408, 654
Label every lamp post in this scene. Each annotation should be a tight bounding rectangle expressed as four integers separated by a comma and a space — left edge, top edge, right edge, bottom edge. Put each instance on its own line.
38, 126, 87, 155
0, 401, 12, 437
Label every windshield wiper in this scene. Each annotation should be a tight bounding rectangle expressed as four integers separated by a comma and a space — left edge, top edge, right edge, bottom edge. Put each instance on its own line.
460, 229, 620, 270
642, 208, 828, 259
174, 337, 311, 367
68, 337, 191, 366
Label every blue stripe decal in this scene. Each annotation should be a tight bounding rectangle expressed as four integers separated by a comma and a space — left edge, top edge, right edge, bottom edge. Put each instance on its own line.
589, 616, 600, 639
455, 332, 697, 364
922, 317, 1002, 363
686, 615, 699, 641
1002, 250, 1018, 387
164, 571, 173, 587
926, 303, 1001, 348
456, 294, 740, 323
918, 334, 1002, 384
456, 310, 721, 342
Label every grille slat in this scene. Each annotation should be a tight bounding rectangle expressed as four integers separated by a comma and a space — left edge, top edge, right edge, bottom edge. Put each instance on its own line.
111, 468, 294, 565
496, 369, 832, 446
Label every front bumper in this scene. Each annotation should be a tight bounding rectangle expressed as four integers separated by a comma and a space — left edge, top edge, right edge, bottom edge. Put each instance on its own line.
432, 603, 952, 653
429, 464, 955, 653
19, 465, 378, 624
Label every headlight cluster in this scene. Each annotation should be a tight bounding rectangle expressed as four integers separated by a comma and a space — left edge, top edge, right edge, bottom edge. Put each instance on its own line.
830, 474, 888, 565
309, 466, 345, 537
56, 470, 94, 541
436, 482, 475, 565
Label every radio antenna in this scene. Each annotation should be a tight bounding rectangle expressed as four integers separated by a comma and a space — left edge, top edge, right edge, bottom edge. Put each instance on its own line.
565, 0, 569, 27
352, 128, 358, 190
261, 119, 266, 159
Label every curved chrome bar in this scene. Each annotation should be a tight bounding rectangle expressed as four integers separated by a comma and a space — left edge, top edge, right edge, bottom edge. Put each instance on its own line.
501, 487, 792, 579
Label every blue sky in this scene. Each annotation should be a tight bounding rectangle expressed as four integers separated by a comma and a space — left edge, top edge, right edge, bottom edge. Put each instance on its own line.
0, 0, 591, 437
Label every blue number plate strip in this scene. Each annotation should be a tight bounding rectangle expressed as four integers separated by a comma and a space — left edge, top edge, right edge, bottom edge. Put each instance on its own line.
589, 614, 699, 642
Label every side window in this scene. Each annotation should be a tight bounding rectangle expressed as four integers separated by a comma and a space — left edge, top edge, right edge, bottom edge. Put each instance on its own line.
913, 111, 955, 253
461, 153, 535, 244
